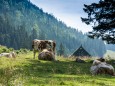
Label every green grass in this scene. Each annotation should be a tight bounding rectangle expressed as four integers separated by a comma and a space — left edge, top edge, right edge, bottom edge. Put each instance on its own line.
0, 52, 115, 86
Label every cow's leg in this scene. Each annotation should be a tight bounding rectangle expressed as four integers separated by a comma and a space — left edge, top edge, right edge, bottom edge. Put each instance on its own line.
33, 50, 36, 59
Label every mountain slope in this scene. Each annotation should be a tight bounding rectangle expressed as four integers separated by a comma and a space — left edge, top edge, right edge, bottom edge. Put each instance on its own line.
106, 44, 115, 51
0, 0, 106, 56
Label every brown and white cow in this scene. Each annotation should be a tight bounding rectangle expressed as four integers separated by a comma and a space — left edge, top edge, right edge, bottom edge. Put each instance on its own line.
32, 39, 56, 59
38, 49, 55, 61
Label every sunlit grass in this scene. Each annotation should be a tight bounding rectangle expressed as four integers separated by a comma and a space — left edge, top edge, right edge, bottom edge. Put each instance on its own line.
0, 51, 115, 86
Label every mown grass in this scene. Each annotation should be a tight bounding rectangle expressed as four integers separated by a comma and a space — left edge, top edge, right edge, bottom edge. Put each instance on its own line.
0, 52, 115, 86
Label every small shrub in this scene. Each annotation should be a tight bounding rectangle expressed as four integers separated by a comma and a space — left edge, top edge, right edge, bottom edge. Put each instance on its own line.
0, 45, 10, 53
9, 48, 14, 51
16, 48, 30, 54
15, 50, 20, 54
60, 81, 66, 85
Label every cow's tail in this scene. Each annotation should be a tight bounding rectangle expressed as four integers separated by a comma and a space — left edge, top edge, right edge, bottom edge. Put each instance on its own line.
32, 40, 34, 49
53, 41, 56, 55
32, 45, 34, 49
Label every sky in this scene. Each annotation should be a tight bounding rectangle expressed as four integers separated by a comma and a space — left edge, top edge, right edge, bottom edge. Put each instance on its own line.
30, 0, 99, 33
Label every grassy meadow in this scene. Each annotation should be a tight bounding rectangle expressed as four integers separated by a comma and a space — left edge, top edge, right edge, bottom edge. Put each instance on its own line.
0, 51, 115, 86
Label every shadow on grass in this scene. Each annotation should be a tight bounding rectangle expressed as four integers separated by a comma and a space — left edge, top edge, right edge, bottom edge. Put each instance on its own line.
26, 59, 91, 74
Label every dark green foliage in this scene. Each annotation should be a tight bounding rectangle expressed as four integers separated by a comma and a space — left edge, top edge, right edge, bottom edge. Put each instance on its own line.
81, 0, 115, 44
15, 48, 30, 54
0, 0, 106, 56
0, 45, 14, 53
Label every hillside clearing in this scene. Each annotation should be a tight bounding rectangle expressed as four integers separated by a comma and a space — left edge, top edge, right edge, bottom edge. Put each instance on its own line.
104, 50, 115, 59
0, 52, 115, 86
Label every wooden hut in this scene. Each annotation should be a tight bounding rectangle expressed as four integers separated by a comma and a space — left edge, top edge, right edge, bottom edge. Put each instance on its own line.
71, 45, 91, 57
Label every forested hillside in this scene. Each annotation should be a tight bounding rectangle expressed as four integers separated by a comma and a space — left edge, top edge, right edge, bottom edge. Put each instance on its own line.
0, 0, 106, 56
106, 44, 115, 51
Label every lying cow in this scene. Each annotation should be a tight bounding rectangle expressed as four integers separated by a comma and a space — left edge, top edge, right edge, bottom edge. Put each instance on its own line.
75, 57, 86, 63
38, 48, 55, 61
32, 39, 56, 59
0, 51, 16, 58
90, 59, 115, 76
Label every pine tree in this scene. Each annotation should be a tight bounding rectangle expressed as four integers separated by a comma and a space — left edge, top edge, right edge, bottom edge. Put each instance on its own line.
31, 28, 38, 40
81, 0, 115, 44
58, 43, 65, 56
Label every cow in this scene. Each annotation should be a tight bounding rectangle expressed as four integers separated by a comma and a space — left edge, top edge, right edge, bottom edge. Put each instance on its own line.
32, 39, 56, 59
75, 57, 86, 63
0, 51, 16, 58
90, 59, 115, 76
38, 48, 55, 61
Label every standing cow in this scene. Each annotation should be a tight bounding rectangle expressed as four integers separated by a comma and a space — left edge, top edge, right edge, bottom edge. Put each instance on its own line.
32, 39, 56, 59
